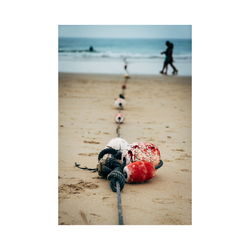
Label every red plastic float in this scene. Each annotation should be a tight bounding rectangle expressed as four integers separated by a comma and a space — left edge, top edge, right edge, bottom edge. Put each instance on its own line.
123, 160, 156, 183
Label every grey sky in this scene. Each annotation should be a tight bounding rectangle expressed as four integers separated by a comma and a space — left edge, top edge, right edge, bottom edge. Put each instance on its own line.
59, 25, 191, 39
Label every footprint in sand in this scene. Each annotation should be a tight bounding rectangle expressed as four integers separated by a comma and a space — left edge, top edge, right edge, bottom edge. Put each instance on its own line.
59, 181, 98, 196
152, 198, 174, 204
175, 157, 184, 161
78, 152, 98, 156
102, 196, 111, 200
161, 215, 182, 225
180, 168, 190, 172
80, 210, 89, 224
175, 153, 191, 161
90, 213, 101, 217
92, 176, 102, 179
83, 140, 100, 144
172, 148, 185, 152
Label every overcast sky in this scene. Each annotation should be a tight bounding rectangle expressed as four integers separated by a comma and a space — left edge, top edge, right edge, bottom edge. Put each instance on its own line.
59, 25, 191, 39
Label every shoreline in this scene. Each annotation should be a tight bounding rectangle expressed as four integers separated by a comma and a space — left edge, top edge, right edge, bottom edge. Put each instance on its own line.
59, 57, 191, 76
59, 72, 192, 79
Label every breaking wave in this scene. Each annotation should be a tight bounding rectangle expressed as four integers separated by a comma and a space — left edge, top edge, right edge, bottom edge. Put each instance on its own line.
59, 50, 191, 61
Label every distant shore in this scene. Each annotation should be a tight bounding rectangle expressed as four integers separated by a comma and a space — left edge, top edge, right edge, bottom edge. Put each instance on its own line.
59, 73, 192, 225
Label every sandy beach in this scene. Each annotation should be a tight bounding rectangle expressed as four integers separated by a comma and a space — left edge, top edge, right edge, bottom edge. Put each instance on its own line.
59, 73, 192, 225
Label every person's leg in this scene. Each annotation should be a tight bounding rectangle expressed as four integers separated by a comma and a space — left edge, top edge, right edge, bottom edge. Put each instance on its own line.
164, 63, 168, 75
170, 63, 178, 74
160, 61, 166, 74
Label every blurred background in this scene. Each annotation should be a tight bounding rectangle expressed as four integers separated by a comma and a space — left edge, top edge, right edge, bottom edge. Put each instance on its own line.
59, 25, 192, 75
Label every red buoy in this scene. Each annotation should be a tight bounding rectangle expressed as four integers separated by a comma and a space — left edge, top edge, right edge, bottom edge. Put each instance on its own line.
123, 160, 156, 183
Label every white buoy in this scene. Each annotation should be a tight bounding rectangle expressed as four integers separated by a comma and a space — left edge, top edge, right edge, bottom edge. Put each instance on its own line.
115, 113, 125, 124
114, 98, 126, 109
124, 73, 130, 79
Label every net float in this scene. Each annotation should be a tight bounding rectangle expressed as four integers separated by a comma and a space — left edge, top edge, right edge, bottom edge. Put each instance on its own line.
115, 113, 125, 124
129, 142, 161, 168
98, 139, 163, 167
114, 97, 126, 109
97, 138, 163, 178
123, 160, 156, 183
124, 73, 130, 79
97, 138, 131, 166
119, 94, 125, 99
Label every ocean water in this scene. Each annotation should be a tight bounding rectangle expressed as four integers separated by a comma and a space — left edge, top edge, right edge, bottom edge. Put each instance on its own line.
59, 38, 192, 75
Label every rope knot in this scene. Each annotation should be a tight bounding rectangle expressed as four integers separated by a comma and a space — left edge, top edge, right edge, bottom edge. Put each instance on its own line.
107, 168, 125, 192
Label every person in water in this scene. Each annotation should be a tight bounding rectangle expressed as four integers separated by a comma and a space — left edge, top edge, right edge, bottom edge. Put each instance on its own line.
85, 46, 95, 52
160, 41, 178, 75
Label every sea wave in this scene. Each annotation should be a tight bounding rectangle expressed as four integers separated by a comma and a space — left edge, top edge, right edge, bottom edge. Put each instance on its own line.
59, 50, 191, 61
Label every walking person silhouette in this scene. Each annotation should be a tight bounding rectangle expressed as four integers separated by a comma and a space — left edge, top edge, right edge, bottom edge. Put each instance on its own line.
160, 41, 178, 75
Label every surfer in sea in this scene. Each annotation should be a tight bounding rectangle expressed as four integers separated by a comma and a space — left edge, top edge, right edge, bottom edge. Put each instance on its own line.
88, 46, 94, 52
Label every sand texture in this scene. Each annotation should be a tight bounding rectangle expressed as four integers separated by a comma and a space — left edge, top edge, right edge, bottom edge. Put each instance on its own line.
59, 73, 192, 225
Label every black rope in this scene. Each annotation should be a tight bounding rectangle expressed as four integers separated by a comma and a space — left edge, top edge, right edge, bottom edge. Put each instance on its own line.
116, 181, 124, 225
116, 124, 121, 137
155, 160, 164, 170
115, 63, 129, 139
74, 162, 97, 172
112, 58, 130, 225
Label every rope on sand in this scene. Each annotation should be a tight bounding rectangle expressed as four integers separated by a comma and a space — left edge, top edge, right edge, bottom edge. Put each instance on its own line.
116, 124, 121, 138
74, 162, 97, 172
112, 58, 130, 224
115, 61, 129, 138
116, 181, 124, 225
75, 58, 130, 225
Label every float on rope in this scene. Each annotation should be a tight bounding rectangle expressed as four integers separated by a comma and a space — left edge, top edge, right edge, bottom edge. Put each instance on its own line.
115, 113, 125, 124
97, 138, 163, 184
98, 137, 131, 165
123, 57, 130, 79
114, 97, 126, 109
121, 84, 127, 90
99, 138, 162, 167
129, 142, 161, 168
119, 94, 125, 99
124, 73, 130, 79
123, 160, 156, 183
